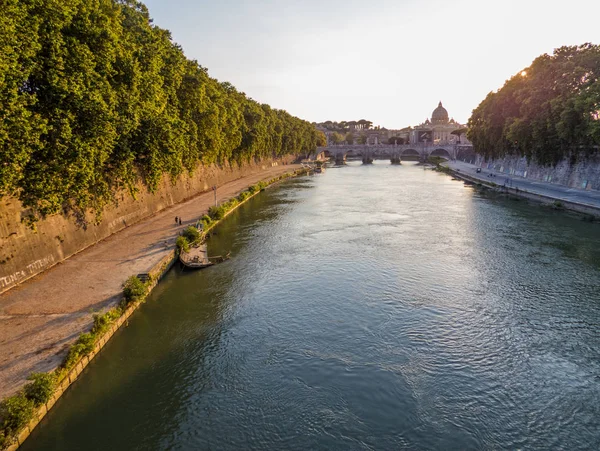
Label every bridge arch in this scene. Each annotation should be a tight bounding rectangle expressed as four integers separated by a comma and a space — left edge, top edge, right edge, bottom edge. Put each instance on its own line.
430, 148, 452, 159
400, 148, 420, 156
400, 148, 421, 160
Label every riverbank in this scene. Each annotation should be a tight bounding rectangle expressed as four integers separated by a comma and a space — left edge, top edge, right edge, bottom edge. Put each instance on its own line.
446, 160, 600, 218
0, 164, 303, 404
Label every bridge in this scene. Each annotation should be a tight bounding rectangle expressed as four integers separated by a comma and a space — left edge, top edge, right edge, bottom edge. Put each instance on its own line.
314, 144, 474, 164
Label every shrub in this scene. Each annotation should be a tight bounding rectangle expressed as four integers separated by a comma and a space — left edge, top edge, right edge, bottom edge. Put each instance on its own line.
428, 156, 445, 167
176, 236, 190, 253
24, 373, 57, 407
256, 181, 267, 191
0, 393, 35, 446
182, 226, 201, 244
123, 276, 146, 303
208, 205, 227, 220
200, 215, 212, 231
237, 191, 251, 202
91, 309, 121, 336
224, 198, 238, 209
63, 333, 96, 369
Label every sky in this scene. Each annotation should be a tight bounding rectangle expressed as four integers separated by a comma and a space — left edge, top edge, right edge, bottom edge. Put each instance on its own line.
144, 0, 600, 129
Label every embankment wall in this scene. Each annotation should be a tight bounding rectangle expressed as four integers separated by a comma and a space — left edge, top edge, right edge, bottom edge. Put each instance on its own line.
449, 169, 600, 218
474, 154, 600, 190
0, 157, 295, 294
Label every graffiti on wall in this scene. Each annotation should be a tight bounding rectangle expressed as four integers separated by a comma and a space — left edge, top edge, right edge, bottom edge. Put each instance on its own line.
0, 255, 55, 289
107, 208, 148, 231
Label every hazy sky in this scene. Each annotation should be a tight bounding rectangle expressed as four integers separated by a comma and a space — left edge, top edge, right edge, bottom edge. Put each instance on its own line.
144, 0, 599, 128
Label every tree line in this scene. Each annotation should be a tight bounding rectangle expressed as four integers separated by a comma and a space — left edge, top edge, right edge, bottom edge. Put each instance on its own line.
467, 44, 600, 165
0, 0, 326, 223
318, 120, 374, 132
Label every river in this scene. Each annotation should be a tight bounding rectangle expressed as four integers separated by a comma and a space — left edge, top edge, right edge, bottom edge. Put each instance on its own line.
23, 162, 600, 450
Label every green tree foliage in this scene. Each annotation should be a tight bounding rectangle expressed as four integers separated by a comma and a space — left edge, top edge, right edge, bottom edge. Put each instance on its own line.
176, 236, 190, 253
387, 136, 405, 144
317, 119, 374, 132
23, 372, 57, 406
0, 394, 34, 447
467, 44, 600, 165
182, 226, 201, 243
330, 132, 345, 145
122, 275, 146, 303
0, 0, 322, 223
315, 130, 327, 147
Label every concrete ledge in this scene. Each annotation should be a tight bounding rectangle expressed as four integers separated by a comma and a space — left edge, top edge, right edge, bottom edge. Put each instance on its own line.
16, 427, 30, 446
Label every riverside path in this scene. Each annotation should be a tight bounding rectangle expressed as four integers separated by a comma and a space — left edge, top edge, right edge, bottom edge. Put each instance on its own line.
448, 160, 600, 211
0, 164, 301, 400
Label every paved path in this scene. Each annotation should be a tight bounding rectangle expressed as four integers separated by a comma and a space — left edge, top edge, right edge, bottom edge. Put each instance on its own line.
0, 165, 301, 399
448, 160, 600, 210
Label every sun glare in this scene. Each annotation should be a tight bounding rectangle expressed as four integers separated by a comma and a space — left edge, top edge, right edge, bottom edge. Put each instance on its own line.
521, 70, 528, 77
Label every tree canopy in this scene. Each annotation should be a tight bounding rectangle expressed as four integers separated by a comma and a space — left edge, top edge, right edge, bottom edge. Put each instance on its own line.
467, 44, 600, 165
317, 119, 374, 132
387, 136, 406, 145
0, 0, 323, 223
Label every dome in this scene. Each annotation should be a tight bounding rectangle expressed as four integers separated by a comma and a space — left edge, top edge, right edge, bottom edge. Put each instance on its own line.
431, 101, 449, 125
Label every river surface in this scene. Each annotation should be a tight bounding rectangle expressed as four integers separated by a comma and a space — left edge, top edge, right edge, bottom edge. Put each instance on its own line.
24, 162, 600, 450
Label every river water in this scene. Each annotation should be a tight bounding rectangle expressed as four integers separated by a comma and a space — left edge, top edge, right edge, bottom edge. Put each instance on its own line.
23, 162, 600, 450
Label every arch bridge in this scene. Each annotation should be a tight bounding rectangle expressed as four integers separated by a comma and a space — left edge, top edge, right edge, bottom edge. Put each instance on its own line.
314, 144, 473, 164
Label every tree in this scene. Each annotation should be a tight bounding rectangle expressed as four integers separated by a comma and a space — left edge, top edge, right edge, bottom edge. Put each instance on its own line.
388, 136, 405, 145
467, 44, 600, 165
357, 119, 373, 130
316, 131, 327, 147
345, 132, 355, 145
330, 132, 345, 145
451, 128, 468, 143
0, 0, 324, 224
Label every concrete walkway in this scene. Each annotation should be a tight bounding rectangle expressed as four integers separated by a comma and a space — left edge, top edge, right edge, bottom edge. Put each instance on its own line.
448, 160, 600, 210
0, 165, 301, 399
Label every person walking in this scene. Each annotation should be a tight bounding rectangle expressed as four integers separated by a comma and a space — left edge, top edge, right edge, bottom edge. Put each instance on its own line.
175, 216, 178, 224
179, 217, 182, 226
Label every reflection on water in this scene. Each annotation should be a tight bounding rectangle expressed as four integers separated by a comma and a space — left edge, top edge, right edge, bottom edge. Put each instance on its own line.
24, 162, 600, 450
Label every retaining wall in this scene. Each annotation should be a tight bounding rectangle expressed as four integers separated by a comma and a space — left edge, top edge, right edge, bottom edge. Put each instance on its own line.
474, 154, 600, 191
0, 157, 295, 294
449, 169, 600, 218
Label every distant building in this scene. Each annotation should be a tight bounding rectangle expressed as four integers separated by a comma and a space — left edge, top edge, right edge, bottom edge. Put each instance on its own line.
315, 102, 469, 146
409, 102, 469, 145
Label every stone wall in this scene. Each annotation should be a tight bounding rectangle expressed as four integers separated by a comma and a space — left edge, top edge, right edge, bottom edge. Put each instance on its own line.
0, 156, 295, 294
474, 154, 600, 191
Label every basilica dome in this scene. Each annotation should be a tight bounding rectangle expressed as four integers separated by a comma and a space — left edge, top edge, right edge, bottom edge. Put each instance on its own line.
431, 101, 449, 125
